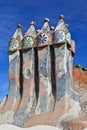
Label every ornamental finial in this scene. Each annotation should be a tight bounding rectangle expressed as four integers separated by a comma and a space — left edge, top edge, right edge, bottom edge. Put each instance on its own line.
44, 18, 50, 22
17, 24, 22, 29
30, 21, 36, 25
59, 14, 64, 19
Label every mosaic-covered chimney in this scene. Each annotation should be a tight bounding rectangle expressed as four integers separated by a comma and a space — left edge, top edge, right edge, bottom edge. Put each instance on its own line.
1, 15, 80, 128
8, 14, 76, 114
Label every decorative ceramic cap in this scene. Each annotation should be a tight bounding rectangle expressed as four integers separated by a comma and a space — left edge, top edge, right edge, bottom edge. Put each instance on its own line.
12, 24, 23, 40
54, 15, 67, 43
8, 24, 23, 52
59, 14, 64, 19
44, 18, 50, 23
41, 18, 50, 33
17, 24, 22, 29
38, 18, 52, 45
24, 21, 36, 38
30, 21, 36, 25
54, 14, 68, 32
23, 21, 37, 49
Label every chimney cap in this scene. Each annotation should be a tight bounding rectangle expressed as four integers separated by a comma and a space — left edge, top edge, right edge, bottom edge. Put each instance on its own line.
30, 21, 36, 25
17, 24, 22, 29
44, 18, 50, 22
59, 14, 64, 19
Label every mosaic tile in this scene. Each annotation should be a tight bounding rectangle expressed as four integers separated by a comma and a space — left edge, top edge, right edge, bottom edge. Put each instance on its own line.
38, 33, 48, 44
54, 30, 65, 43
9, 39, 19, 51
23, 37, 33, 49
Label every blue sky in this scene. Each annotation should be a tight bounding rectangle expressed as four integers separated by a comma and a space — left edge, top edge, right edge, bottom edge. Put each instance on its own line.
0, 0, 87, 99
